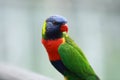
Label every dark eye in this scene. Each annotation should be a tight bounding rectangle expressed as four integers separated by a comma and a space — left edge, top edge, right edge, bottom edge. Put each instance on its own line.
52, 21, 59, 25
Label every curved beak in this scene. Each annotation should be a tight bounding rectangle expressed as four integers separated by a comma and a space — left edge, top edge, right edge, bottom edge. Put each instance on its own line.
60, 24, 68, 33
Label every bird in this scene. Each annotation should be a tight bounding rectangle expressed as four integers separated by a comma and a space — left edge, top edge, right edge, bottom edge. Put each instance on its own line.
41, 15, 100, 80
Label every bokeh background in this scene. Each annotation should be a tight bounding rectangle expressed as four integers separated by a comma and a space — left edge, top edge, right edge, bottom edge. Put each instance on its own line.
0, 0, 120, 80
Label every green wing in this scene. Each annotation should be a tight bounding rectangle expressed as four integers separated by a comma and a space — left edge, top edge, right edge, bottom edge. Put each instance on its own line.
58, 35, 98, 79
64, 35, 88, 61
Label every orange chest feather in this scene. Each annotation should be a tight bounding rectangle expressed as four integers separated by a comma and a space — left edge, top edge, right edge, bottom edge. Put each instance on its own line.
42, 38, 65, 61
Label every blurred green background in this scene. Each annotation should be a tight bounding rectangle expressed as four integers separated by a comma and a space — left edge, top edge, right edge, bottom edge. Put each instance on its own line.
0, 0, 120, 80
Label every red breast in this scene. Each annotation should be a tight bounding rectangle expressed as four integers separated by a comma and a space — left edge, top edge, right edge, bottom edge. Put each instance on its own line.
42, 38, 65, 61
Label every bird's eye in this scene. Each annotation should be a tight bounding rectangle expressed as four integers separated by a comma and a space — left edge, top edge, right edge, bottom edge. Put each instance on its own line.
53, 21, 59, 25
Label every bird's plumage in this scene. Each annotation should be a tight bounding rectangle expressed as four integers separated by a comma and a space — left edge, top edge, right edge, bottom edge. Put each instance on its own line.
58, 34, 99, 80
41, 15, 100, 80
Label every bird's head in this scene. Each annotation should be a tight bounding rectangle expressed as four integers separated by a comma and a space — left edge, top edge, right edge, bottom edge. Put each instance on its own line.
42, 15, 68, 40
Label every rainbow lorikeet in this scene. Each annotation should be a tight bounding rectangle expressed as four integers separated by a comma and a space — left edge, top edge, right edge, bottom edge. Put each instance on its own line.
41, 15, 100, 80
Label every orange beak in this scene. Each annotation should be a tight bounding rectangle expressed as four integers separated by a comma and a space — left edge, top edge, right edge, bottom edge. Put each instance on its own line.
60, 24, 68, 33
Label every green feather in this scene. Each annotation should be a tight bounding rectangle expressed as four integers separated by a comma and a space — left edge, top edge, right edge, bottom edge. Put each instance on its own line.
58, 33, 99, 80
63, 32, 88, 61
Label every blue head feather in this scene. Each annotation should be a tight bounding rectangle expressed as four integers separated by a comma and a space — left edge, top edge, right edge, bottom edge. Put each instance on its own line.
44, 15, 67, 40
46, 15, 67, 24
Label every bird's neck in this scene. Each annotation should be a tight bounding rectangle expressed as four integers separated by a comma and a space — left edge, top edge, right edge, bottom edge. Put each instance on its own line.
44, 29, 63, 40
42, 38, 65, 61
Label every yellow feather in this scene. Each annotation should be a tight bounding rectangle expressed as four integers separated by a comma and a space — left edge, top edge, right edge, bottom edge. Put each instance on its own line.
42, 21, 46, 37
64, 76, 68, 80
